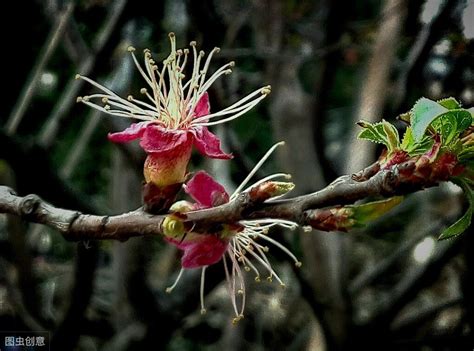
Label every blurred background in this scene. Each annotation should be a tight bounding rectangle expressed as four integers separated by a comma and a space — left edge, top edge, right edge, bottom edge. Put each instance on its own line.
0, 0, 473, 350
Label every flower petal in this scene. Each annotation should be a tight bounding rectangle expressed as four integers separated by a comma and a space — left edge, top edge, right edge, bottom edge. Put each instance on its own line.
192, 126, 233, 159
170, 235, 228, 268
184, 171, 229, 207
193, 92, 210, 118
107, 121, 152, 143
140, 124, 191, 154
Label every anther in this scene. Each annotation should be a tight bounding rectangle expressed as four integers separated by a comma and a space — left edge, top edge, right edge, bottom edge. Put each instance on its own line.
190, 41, 196, 46
200, 308, 207, 315
140, 88, 147, 94
127, 46, 136, 52
127, 95, 134, 101
255, 276, 261, 283
295, 261, 302, 268
101, 97, 108, 104
168, 32, 175, 38
76, 96, 83, 103
75, 74, 81, 80
261, 86, 272, 95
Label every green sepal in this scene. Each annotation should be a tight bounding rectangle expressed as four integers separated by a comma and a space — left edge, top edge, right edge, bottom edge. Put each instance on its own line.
350, 196, 404, 225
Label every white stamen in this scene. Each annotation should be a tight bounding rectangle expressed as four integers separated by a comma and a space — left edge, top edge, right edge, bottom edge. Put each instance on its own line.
77, 35, 269, 132
231, 142, 285, 199
200, 266, 207, 315
166, 268, 185, 293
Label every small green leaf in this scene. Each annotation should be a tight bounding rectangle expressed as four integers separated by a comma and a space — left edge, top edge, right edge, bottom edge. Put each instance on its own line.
439, 178, 474, 240
459, 145, 474, 161
411, 98, 449, 141
400, 127, 414, 150
400, 127, 434, 155
351, 196, 404, 224
397, 112, 411, 124
382, 120, 400, 152
357, 121, 388, 145
438, 207, 472, 240
432, 110, 472, 145
437, 97, 461, 110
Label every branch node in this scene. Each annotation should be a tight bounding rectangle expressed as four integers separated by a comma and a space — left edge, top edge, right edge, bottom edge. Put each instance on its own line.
20, 194, 41, 217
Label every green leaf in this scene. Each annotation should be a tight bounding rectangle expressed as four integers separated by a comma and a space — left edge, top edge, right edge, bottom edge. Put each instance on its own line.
411, 98, 449, 141
382, 120, 400, 152
438, 207, 473, 240
400, 127, 413, 150
400, 127, 434, 155
438, 178, 474, 240
411, 98, 472, 144
351, 196, 404, 224
357, 121, 388, 145
433, 110, 472, 145
459, 145, 474, 161
437, 97, 461, 110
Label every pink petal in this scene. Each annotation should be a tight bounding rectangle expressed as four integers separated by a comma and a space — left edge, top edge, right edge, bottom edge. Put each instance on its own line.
140, 124, 191, 155
193, 92, 210, 118
172, 235, 228, 268
107, 121, 152, 143
184, 171, 229, 207
191, 126, 233, 160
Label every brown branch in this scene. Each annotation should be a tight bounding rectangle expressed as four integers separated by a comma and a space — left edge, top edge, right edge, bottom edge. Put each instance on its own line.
0, 160, 440, 241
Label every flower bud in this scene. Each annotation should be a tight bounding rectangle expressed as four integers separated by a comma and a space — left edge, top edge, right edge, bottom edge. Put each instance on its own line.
249, 181, 295, 202
162, 215, 185, 239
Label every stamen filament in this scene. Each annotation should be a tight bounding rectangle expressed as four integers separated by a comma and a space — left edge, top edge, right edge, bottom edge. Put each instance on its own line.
166, 268, 185, 293
231, 142, 285, 199
200, 266, 207, 315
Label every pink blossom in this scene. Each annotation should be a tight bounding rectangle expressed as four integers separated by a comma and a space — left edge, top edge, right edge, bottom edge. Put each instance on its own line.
76, 33, 271, 186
